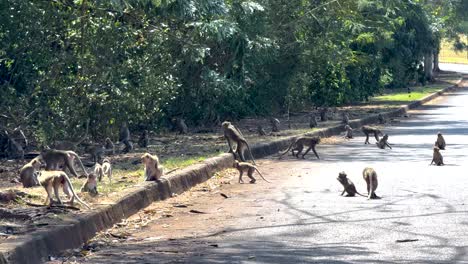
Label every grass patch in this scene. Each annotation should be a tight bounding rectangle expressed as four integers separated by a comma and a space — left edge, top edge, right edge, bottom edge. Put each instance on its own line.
372, 85, 446, 103
439, 39, 468, 64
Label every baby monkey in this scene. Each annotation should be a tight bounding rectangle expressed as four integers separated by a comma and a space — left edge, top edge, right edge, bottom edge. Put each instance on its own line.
38, 170, 91, 209
337, 172, 366, 197
80, 173, 98, 195
233, 161, 271, 184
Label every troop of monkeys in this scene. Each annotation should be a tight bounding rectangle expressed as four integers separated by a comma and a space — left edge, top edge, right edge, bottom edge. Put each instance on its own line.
337, 126, 446, 199
14, 115, 447, 209
223, 114, 448, 201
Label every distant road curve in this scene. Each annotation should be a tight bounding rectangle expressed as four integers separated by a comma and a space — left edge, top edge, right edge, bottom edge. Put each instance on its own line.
440, 62, 468, 74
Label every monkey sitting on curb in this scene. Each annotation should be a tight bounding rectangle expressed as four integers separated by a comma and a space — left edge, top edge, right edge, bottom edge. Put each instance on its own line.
141, 153, 164, 181
222, 121, 256, 165
344, 125, 353, 139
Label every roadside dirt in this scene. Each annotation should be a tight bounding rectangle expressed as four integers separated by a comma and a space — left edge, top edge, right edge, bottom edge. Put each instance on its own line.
44, 155, 309, 263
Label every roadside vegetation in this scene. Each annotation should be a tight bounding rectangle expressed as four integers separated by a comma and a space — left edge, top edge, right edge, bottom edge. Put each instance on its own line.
0, 0, 466, 146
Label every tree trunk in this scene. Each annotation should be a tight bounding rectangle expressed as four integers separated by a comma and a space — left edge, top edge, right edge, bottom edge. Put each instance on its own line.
433, 49, 441, 72
424, 52, 434, 82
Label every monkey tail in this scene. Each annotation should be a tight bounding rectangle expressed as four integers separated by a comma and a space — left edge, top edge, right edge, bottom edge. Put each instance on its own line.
68, 151, 88, 176
255, 168, 271, 183
355, 191, 367, 197
279, 140, 297, 158
63, 175, 91, 209
245, 143, 257, 165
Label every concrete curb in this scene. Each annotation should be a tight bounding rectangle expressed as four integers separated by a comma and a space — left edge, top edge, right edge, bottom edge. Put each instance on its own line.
0, 77, 464, 263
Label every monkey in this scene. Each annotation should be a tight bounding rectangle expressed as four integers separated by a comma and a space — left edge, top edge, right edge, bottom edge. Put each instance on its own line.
342, 112, 349, 125
19, 157, 42, 188
37, 170, 91, 209
378, 113, 385, 124
361, 126, 383, 144
105, 137, 115, 155
119, 122, 133, 153
435, 132, 446, 150
84, 144, 105, 164
222, 121, 256, 165
93, 163, 104, 182
141, 153, 164, 181
279, 136, 320, 159
337, 172, 366, 197
53, 119, 90, 151
376, 134, 392, 149
430, 146, 444, 166
270, 117, 280, 132
174, 118, 188, 134
39, 149, 88, 178
138, 130, 149, 148
320, 107, 328, 122
344, 125, 353, 139
80, 172, 98, 195
233, 161, 271, 184
101, 158, 112, 182
257, 125, 267, 136
362, 167, 379, 199
309, 115, 317, 128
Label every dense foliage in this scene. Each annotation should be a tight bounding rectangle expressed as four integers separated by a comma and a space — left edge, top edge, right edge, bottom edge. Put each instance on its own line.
0, 0, 466, 141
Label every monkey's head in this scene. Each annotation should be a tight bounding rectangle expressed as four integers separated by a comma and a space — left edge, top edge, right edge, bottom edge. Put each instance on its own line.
221, 121, 231, 128
338, 171, 347, 180
141, 153, 150, 162
433, 147, 440, 153
437, 132, 442, 137
382, 134, 389, 140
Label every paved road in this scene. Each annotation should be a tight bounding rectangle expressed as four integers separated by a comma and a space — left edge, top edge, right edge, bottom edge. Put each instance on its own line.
65, 78, 468, 264
440, 63, 468, 74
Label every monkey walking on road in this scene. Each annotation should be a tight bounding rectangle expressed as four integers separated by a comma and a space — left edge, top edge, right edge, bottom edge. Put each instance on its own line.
279, 136, 320, 160
361, 126, 383, 144
234, 161, 271, 184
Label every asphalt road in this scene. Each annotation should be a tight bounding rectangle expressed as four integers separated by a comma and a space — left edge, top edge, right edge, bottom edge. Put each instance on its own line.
63, 77, 468, 264
440, 63, 468, 74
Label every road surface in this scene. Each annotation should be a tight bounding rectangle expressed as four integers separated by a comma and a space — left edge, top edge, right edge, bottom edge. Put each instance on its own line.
58, 78, 468, 264
440, 63, 468, 74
